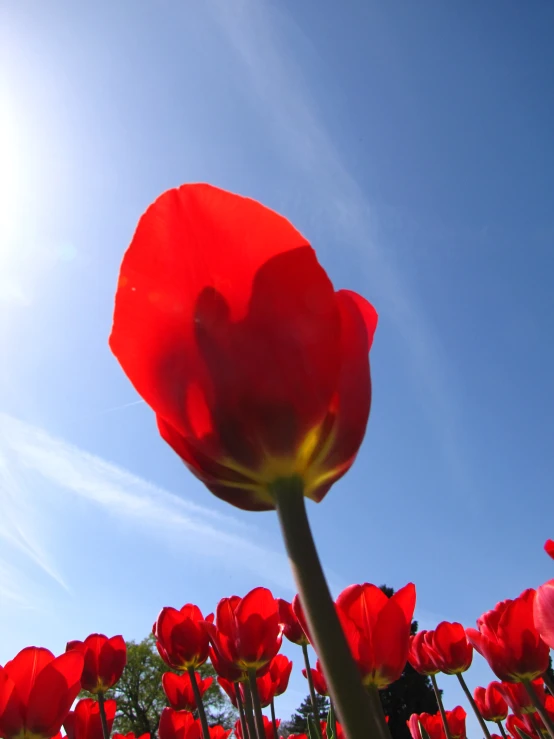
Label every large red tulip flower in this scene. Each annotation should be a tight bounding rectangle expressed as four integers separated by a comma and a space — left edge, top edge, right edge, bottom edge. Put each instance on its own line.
64, 698, 117, 739
336, 582, 416, 688
153, 604, 212, 670
66, 634, 126, 694
466, 590, 550, 681
0, 646, 83, 739
110, 184, 377, 511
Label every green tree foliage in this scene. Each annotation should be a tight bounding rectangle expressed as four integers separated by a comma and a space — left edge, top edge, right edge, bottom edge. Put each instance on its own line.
97, 635, 236, 736
378, 586, 438, 739
284, 694, 330, 736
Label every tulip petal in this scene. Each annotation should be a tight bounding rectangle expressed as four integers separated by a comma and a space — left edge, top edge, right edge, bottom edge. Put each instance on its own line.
27, 651, 84, 737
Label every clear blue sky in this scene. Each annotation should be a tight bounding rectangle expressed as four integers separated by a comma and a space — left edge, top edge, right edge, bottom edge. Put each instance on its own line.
1, 0, 553, 730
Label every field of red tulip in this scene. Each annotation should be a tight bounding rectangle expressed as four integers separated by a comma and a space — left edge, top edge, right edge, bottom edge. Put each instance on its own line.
1, 185, 553, 739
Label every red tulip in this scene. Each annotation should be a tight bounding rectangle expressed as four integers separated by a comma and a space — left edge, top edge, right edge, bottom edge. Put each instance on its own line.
113, 734, 150, 739
204, 588, 282, 672
466, 590, 550, 681
110, 184, 378, 512
158, 709, 203, 739
534, 580, 554, 650
408, 632, 440, 676
153, 604, 213, 670
207, 728, 231, 739
208, 647, 244, 684
498, 680, 546, 715
277, 599, 309, 646
506, 714, 539, 739
545, 541, 554, 561
253, 671, 278, 708
445, 707, 467, 739
66, 634, 126, 693
430, 622, 473, 674
235, 716, 278, 739
291, 596, 311, 644
409, 708, 466, 739
0, 646, 84, 739
336, 582, 416, 688
302, 660, 328, 697
473, 682, 508, 721
162, 672, 213, 711
268, 655, 293, 696
64, 699, 116, 739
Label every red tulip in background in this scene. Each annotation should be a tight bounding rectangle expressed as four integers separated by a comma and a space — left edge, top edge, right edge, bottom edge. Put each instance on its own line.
66, 634, 127, 694
408, 632, 440, 676
545, 541, 554, 561
408, 707, 467, 739
64, 698, 117, 739
110, 184, 378, 512
204, 588, 282, 673
113, 734, 150, 739
215, 678, 238, 708
302, 659, 329, 696
158, 709, 201, 739
534, 580, 554, 650
336, 582, 416, 688
268, 654, 293, 696
430, 622, 473, 674
162, 672, 213, 712
277, 599, 309, 646
291, 596, 311, 645
252, 671, 277, 708
0, 646, 84, 739
498, 679, 546, 715
153, 605, 212, 670
208, 647, 244, 684
466, 589, 550, 681
473, 682, 508, 721
234, 715, 278, 739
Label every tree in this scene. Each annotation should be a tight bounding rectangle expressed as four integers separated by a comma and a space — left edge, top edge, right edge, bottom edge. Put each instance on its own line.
378, 586, 439, 739
284, 694, 330, 736
97, 635, 236, 736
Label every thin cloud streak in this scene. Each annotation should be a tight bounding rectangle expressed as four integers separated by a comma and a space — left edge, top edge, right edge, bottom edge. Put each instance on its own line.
205, 0, 467, 485
0, 413, 295, 599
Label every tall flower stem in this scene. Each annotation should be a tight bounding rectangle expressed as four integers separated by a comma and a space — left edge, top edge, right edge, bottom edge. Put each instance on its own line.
430, 675, 453, 739
523, 680, 554, 739
366, 685, 393, 739
302, 643, 322, 738
270, 699, 279, 739
272, 477, 382, 739
496, 720, 508, 739
456, 674, 492, 739
242, 680, 258, 739
235, 684, 250, 739
97, 692, 111, 739
248, 668, 266, 739
187, 667, 211, 739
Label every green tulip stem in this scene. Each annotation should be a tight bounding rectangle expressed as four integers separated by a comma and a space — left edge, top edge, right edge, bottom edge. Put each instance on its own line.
97, 691, 111, 739
456, 674, 492, 739
523, 680, 554, 739
270, 699, 279, 739
187, 667, 211, 739
235, 684, 250, 739
248, 668, 266, 739
242, 679, 258, 739
271, 475, 382, 739
496, 720, 508, 739
430, 674, 454, 739
366, 684, 393, 739
302, 643, 322, 739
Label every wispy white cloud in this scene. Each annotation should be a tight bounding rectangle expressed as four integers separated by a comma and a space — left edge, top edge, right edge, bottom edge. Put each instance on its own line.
205, 0, 466, 484
0, 412, 296, 603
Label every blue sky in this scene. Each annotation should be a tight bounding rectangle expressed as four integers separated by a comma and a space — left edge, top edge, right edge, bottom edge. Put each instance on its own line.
1, 0, 553, 730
